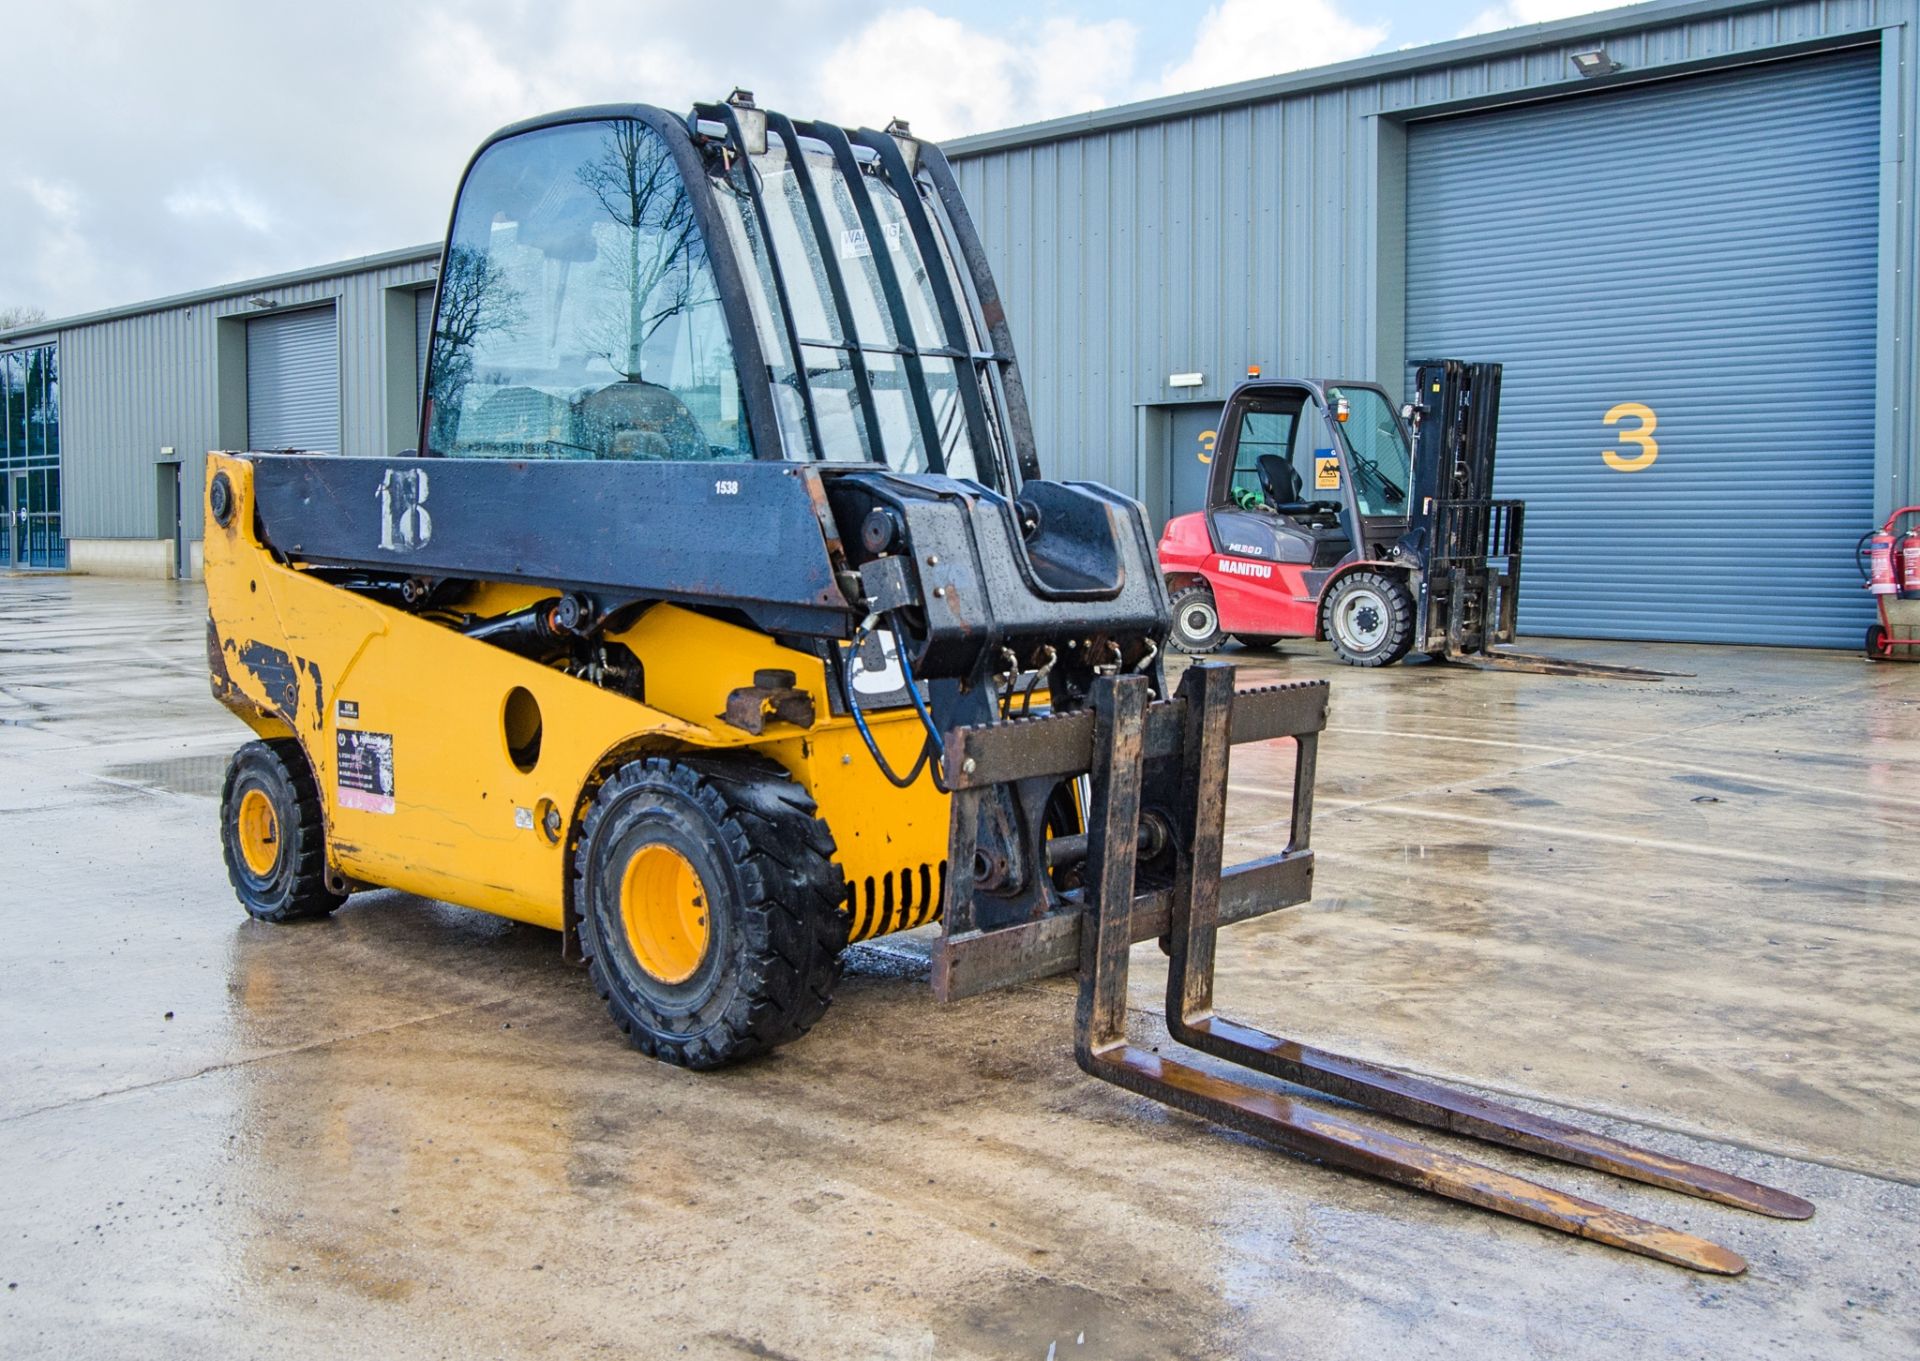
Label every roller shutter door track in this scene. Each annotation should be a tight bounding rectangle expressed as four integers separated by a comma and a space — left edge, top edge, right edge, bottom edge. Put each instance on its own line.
1406, 48, 1880, 647
247, 306, 340, 453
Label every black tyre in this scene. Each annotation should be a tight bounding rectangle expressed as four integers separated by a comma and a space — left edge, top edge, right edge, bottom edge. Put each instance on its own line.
1866, 623, 1890, 661
573, 755, 848, 1069
1168, 583, 1224, 654
1323, 570, 1416, 667
1234, 635, 1282, 651
220, 739, 345, 923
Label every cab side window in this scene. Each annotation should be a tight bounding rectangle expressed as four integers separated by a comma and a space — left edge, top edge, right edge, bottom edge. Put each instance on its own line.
1228, 408, 1299, 504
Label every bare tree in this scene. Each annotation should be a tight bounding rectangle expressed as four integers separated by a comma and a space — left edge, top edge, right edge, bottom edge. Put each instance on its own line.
575, 122, 714, 382
0, 305, 48, 333
425, 246, 523, 447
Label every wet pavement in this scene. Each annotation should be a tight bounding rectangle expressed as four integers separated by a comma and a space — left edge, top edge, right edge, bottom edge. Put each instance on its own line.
2, 574, 1916, 1359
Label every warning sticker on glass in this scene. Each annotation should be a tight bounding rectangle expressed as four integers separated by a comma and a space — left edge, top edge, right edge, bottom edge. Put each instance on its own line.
1315, 455, 1342, 490
839, 222, 902, 258
336, 729, 395, 815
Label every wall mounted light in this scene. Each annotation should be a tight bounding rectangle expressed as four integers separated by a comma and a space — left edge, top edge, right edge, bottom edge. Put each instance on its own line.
246, 296, 278, 309
1570, 47, 1621, 78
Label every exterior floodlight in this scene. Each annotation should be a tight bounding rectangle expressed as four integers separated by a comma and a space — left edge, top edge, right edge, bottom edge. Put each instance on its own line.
1570, 48, 1620, 77
246, 296, 277, 309
725, 88, 768, 157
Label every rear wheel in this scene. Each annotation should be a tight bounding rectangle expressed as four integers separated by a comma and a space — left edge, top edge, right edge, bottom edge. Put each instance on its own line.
573, 755, 848, 1069
1168, 583, 1224, 654
1323, 571, 1415, 667
220, 739, 345, 923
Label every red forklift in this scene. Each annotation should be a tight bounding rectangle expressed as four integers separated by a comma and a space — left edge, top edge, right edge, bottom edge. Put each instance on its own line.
1159, 359, 1523, 665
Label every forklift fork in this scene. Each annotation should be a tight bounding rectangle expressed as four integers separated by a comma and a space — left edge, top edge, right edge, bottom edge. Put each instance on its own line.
1070, 664, 1809, 1273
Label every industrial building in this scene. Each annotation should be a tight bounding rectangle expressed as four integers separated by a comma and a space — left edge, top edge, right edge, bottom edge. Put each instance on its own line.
3, 0, 1914, 647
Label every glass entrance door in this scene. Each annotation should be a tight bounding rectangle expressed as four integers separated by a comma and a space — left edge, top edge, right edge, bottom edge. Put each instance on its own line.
1, 343, 63, 568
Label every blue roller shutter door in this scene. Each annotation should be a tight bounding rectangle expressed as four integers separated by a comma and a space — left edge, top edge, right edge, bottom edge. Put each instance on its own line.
1406, 48, 1880, 646
247, 306, 340, 453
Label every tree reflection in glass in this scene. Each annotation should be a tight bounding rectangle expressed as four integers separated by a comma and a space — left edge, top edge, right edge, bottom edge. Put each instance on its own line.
424, 118, 748, 463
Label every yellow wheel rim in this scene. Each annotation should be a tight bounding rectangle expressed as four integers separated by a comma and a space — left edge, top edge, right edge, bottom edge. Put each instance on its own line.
619, 844, 710, 984
236, 787, 281, 877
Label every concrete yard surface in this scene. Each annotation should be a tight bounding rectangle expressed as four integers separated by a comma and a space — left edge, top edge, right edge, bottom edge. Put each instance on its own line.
1, 574, 1916, 1359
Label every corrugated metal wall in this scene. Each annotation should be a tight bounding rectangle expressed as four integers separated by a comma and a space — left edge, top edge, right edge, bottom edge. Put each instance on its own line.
51, 252, 435, 540
949, 0, 1918, 533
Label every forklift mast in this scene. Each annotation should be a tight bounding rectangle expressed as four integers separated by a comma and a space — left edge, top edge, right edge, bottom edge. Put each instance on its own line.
1398, 359, 1525, 655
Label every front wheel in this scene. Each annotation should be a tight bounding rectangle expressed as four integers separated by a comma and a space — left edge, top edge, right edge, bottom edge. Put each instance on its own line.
220, 740, 345, 923
1323, 571, 1416, 667
1168, 583, 1224, 654
573, 754, 848, 1069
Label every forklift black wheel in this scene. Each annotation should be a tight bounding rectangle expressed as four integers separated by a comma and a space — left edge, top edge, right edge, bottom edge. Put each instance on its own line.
1323, 571, 1415, 667
573, 755, 849, 1070
1168, 584, 1225, 654
220, 739, 346, 923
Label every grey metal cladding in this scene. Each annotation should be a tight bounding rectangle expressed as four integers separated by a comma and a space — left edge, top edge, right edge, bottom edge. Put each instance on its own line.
948, 0, 1916, 526
48, 251, 436, 540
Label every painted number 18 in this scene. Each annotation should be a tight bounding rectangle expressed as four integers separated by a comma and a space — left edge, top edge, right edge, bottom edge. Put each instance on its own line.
1603, 402, 1659, 472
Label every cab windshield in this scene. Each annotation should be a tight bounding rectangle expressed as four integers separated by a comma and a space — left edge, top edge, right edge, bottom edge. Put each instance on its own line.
424, 119, 751, 463
1327, 386, 1410, 518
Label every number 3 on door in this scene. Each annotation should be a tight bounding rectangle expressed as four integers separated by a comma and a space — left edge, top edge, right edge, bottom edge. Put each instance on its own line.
1602, 402, 1659, 472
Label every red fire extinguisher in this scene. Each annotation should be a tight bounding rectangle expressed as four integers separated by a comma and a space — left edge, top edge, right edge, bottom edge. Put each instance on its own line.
1902, 525, 1920, 600
1866, 524, 1899, 594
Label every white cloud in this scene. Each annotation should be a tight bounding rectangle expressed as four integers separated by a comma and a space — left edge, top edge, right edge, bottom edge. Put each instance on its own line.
807, 8, 1140, 138
1161, 0, 1390, 95
1458, 0, 1621, 39
0, 0, 1425, 316
164, 178, 275, 234
16, 176, 106, 309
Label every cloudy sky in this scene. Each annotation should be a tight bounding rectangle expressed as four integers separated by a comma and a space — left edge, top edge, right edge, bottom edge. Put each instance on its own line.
6, 0, 1633, 321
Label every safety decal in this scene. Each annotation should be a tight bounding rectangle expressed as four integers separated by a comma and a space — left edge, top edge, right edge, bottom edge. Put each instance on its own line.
838, 222, 902, 259
337, 729, 396, 815
1315, 456, 1341, 490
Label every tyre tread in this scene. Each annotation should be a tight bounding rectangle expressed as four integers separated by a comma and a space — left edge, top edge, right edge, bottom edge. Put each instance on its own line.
574, 754, 848, 1069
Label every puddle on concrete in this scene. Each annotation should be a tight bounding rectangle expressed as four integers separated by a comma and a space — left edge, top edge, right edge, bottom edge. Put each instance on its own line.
98, 752, 231, 798
935, 1274, 1195, 1361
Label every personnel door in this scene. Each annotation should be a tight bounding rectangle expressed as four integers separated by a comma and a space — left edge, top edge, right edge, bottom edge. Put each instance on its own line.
1169, 404, 1219, 519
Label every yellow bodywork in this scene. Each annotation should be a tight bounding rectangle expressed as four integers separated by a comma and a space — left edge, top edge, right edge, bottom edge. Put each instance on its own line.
204, 453, 949, 944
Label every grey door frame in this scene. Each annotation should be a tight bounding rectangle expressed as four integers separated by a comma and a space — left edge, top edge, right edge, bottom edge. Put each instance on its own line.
6, 471, 24, 568
157, 459, 185, 579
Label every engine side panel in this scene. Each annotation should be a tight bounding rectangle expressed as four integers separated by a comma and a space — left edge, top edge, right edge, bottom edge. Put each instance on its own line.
205, 453, 948, 939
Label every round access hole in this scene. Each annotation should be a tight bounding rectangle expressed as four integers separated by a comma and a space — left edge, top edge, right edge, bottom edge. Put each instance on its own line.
503, 687, 543, 773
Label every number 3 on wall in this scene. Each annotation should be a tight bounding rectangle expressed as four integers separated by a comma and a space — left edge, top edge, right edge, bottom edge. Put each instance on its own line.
1602, 402, 1659, 472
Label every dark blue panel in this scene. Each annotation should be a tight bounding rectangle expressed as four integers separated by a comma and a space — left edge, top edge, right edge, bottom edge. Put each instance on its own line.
1407, 49, 1879, 647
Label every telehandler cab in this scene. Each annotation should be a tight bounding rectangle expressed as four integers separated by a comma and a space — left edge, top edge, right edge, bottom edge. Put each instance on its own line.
203, 94, 1805, 1271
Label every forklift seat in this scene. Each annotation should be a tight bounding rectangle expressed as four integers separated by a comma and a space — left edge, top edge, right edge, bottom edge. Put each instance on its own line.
1257, 455, 1317, 515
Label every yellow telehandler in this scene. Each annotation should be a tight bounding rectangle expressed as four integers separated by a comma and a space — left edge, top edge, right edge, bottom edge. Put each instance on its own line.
203, 92, 1807, 1271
